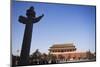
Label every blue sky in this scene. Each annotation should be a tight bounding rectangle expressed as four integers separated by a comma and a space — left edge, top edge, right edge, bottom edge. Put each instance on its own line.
12, 1, 96, 56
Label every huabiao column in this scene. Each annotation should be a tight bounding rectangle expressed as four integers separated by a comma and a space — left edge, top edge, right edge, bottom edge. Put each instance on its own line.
18, 6, 44, 65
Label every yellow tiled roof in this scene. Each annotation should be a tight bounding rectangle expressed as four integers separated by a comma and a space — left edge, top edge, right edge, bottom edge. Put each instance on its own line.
50, 43, 75, 48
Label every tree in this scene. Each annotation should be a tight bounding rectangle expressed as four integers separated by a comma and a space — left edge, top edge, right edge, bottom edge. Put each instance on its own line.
47, 54, 57, 64
30, 49, 42, 64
